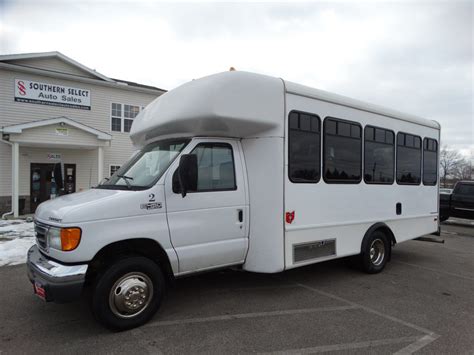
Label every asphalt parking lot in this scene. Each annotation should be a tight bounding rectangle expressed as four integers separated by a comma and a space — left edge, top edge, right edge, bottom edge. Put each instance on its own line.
0, 223, 473, 354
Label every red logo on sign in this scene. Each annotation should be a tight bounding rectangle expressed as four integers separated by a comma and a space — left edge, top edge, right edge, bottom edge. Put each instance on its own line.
286, 211, 295, 224
18, 81, 26, 96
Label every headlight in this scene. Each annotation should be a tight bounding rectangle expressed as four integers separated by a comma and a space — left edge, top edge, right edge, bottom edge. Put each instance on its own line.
47, 227, 81, 251
47, 227, 62, 250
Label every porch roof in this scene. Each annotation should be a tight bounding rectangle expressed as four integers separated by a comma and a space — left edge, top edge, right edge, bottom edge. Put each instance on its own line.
1, 116, 112, 141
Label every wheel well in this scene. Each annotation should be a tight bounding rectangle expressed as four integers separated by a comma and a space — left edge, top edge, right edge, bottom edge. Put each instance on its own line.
361, 223, 396, 254
85, 239, 174, 286
377, 226, 396, 246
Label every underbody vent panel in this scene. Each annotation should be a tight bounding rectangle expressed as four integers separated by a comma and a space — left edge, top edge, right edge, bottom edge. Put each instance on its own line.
293, 239, 336, 263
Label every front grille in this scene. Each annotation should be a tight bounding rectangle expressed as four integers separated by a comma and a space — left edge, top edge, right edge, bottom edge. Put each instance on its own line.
293, 239, 336, 263
34, 221, 49, 250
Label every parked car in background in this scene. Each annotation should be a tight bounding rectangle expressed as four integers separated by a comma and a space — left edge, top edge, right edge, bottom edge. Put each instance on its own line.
440, 188, 453, 194
440, 181, 474, 221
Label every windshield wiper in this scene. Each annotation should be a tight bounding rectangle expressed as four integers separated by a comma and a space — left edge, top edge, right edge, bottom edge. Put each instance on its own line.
117, 174, 134, 189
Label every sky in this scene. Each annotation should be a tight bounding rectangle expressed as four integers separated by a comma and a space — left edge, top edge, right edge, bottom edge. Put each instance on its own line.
0, 0, 473, 156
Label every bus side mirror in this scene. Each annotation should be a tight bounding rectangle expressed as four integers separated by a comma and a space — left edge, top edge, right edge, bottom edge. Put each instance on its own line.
177, 154, 197, 197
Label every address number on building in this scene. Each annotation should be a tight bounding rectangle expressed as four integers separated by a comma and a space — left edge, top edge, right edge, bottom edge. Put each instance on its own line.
14, 79, 91, 110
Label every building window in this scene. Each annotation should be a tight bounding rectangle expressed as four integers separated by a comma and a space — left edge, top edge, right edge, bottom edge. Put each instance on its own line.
364, 126, 395, 184
396, 132, 421, 184
111, 103, 141, 133
124, 104, 140, 132
110, 165, 121, 177
323, 117, 362, 183
288, 111, 321, 183
423, 138, 438, 185
190, 143, 236, 191
111, 103, 122, 132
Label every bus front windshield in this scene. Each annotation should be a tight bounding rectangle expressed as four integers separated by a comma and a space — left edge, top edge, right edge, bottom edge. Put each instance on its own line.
98, 138, 190, 190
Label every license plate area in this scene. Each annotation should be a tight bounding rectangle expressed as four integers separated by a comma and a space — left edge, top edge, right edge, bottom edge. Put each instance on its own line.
34, 282, 46, 301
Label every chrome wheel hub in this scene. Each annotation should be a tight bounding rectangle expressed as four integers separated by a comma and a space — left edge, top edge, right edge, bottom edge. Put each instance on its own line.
109, 272, 153, 318
369, 239, 385, 266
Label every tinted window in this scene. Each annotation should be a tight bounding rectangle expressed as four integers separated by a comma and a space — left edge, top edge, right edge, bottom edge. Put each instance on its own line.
456, 183, 474, 195
397, 133, 421, 184
423, 138, 438, 185
351, 125, 361, 138
324, 118, 362, 183
288, 111, 321, 183
364, 126, 394, 184
190, 143, 236, 191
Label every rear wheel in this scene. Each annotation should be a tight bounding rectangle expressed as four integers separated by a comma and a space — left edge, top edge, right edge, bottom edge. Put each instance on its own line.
91, 256, 164, 331
360, 230, 390, 274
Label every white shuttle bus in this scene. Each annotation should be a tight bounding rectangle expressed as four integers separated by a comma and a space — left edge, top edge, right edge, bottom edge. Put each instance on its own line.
27, 71, 440, 330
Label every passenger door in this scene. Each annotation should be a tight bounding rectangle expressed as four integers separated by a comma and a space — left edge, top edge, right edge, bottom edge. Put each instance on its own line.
164, 139, 249, 274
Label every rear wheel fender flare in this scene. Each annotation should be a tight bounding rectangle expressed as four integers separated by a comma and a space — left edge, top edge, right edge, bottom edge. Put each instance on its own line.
361, 222, 395, 254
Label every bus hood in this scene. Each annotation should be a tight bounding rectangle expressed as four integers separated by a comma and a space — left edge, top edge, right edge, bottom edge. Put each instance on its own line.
35, 187, 164, 224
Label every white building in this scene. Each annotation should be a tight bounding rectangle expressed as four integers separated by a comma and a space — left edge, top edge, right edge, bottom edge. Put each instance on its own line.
0, 52, 165, 217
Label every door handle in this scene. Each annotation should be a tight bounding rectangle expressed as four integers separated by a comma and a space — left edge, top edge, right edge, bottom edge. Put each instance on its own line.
238, 209, 243, 223
396, 202, 402, 215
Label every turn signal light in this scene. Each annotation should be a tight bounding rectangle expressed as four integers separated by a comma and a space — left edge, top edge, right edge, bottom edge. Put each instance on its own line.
60, 228, 81, 251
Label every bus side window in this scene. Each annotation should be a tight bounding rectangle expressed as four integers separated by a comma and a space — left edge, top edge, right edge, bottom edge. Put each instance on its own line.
323, 117, 362, 184
423, 138, 438, 185
364, 126, 395, 184
396, 132, 422, 185
288, 111, 321, 183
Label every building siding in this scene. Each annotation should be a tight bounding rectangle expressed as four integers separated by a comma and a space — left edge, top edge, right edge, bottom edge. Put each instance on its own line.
0, 61, 162, 210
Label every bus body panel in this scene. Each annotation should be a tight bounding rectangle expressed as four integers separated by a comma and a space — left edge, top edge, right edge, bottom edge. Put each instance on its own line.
241, 137, 285, 273
283, 92, 439, 269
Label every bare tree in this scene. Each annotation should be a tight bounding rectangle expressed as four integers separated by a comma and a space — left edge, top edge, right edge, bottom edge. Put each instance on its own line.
439, 145, 465, 187
453, 159, 473, 180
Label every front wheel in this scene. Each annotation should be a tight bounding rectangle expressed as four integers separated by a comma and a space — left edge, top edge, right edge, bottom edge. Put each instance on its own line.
360, 231, 390, 274
91, 256, 165, 331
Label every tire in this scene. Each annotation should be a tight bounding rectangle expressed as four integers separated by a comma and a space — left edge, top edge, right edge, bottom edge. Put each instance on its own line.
359, 230, 390, 274
91, 256, 165, 331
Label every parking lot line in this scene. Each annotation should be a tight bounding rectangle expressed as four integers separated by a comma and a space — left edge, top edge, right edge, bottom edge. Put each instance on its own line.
142, 305, 358, 328
393, 334, 440, 355
392, 261, 474, 281
261, 335, 421, 354
296, 283, 439, 354
297, 283, 435, 335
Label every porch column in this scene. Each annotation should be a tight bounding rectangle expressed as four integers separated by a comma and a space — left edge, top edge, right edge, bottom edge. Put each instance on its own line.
97, 146, 104, 184
12, 142, 19, 217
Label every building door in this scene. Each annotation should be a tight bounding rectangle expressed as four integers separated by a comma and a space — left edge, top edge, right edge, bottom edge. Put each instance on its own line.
30, 163, 77, 212
64, 164, 76, 194
30, 163, 55, 212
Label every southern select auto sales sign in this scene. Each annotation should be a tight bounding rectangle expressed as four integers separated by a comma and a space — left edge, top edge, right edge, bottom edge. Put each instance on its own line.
15, 79, 91, 110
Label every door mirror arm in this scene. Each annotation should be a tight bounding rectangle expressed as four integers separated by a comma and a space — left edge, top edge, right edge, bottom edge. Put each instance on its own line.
177, 154, 198, 198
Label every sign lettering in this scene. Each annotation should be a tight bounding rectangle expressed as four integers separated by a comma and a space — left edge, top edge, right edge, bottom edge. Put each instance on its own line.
15, 79, 91, 110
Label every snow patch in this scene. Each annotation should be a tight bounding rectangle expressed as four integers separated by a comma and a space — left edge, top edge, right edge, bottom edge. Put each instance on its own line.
0, 220, 35, 266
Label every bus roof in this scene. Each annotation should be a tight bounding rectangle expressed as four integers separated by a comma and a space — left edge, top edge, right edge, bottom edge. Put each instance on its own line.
284, 80, 440, 130
130, 71, 439, 147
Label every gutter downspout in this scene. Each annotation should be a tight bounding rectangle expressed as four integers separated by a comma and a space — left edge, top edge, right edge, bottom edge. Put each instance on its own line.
0, 133, 14, 219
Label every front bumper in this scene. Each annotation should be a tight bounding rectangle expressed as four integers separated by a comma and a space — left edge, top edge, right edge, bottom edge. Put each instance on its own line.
27, 245, 88, 303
